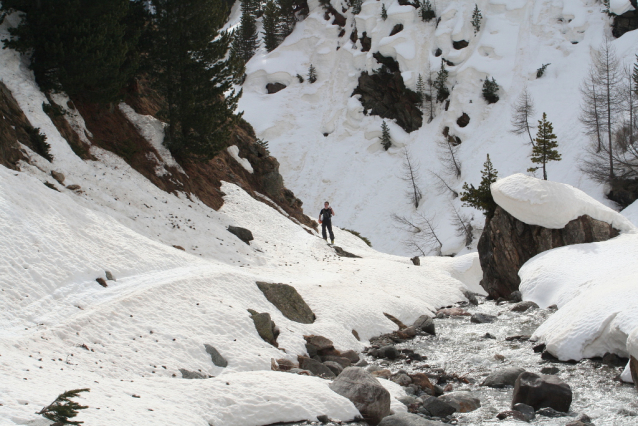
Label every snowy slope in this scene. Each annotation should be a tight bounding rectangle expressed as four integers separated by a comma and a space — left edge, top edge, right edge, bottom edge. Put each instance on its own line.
237, 0, 638, 255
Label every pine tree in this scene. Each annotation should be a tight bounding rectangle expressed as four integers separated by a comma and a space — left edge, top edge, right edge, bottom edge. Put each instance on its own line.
482, 77, 499, 104
416, 73, 426, 109
149, 0, 241, 160
277, 0, 296, 39
238, 0, 260, 61
529, 113, 561, 180
419, 0, 435, 22
308, 64, 317, 83
471, 4, 482, 34
381, 121, 392, 150
434, 61, 449, 102
242, 0, 262, 17
262, 0, 282, 52
0, 0, 141, 103
37, 389, 90, 425
351, 0, 363, 15
381, 4, 388, 20
460, 154, 498, 216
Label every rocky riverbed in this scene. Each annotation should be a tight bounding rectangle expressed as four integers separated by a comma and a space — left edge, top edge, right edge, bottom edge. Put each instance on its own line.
276, 296, 638, 426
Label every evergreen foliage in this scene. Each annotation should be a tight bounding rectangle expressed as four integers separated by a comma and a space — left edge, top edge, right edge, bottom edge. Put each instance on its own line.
482, 77, 499, 104
308, 64, 317, 83
434, 61, 449, 102
296, 73, 304, 83
237, 0, 260, 61
276, 0, 297, 39
262, 0, 282, 52
25, 126, 52, 161
471, 4, 482, 34
256, 138, 270, 155
0, 0, 141, 104
148, 0, 241, 160
460, 154, 498, 216
419, 0, 435, 22
380, 120, 392, 150
536, 63, 551, 78
381, 4, 388, 20
37, 388, 90, 425
529, 112, 561, 180
416, 73, 426, 109
351, 0, 363, 15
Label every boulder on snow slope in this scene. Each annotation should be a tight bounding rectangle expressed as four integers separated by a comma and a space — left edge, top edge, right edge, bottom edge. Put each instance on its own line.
256, 281, 316, 324
329, 367, 391, 425
478, 174, 630, 299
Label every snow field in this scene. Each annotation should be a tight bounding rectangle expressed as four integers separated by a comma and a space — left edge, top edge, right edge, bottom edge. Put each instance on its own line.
237, 0, 638, 255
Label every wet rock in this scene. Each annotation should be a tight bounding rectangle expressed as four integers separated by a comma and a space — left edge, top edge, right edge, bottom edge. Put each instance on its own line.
317, 414, 330, 424
379, 412, 445, 425
51, 170, 65, 185
438, 391, 481, 413
513, 403, 536, 421
483, 333, 496, 339
410, 372, 435, 392
266, 83, 286, 94
512, 372, 572, 412
496, 410, 528, 421
391, 373, 412, 386
540, 366, 560, 375
329, 367, 391, 425
398, 326, 417, 339
299, 357, 335, 379
536, 407, 569, 417
541, 350, 559, 361
481, 367, 525, 388
463, 290, 479, 305
601, 352, 628, 367
452, 39, 469, 49
456, 113, 470, 127
511, 301, 539, 312
179, 369, 208, 379
248, 311, 279, 347
323, 360, 344, 376
227, 226, 254, 245
204, 344, 228, 368
256, 282, 315, 324
471, 313, 498, 324
566, 414, 594, 426
505, 335, 531, 341
436, 307, 470, 317
413, 315, 436, 335
478, 206, 619, 299
372, 345, 400, 360
533, 343, 546, 353
421, 396, 457, 417
630, 356, 638, 391
510, 291, 523, 302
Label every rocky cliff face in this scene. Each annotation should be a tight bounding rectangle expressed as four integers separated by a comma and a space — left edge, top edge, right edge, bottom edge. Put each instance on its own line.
478, 206, 620, 299
612, 0, 638, 38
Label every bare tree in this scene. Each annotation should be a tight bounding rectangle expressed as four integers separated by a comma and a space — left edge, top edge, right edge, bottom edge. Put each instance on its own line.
391, 212, 443, 255
429, 170, 459, 198
437, 139, 462, 179
450, 203, 473, 247
579, 67, 605, 153
400, 148, 423, 208
510, 87, 536, 146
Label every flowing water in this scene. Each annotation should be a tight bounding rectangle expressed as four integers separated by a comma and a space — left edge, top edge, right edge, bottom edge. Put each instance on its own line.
278, 297, 638, 426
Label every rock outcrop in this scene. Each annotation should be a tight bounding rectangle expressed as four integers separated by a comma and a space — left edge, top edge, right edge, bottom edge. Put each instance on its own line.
478, 206, 619, 299
612, 0, 638, 38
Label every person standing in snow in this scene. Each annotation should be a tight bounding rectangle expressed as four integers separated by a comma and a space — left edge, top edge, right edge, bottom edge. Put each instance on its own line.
318, 201, 335, 244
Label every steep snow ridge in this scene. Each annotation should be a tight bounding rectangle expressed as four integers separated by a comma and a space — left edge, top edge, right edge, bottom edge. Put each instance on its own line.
492, 173, 637, 231
239, 0, 638, 255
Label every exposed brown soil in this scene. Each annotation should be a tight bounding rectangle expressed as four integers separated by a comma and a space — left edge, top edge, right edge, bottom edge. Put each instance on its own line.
0, 82, 32, 169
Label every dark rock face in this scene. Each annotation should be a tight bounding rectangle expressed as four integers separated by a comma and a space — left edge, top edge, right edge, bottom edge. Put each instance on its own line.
326, 5, 346, 26
379, 412, 444, 425
204, 344, 228, 367
256, 281, 316, 323
329, 367, 391, 425
612, 0, 638, 38
227, 226, 254, 245
452, 39, 469, 49
456, 113, 470, 127
360, 32, 372, 52
496, 410, 528, 421
266, 83, 286, 94
421, 396, 456, 417
352, 54, 423, 133
512, 403, 536, 420
478, 206, 620, 299
481, 367, 525, 388
390, 24, 404, 36
512, 372, 572, 412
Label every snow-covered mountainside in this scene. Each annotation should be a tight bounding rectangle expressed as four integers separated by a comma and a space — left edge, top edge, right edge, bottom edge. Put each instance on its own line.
238, 0, 638, 255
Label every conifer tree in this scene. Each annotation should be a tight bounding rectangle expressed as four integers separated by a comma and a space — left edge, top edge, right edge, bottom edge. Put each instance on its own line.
238, 0, 260, 62
471, 4, 482, 34
482, 77, 499, 104
381, 4, 388, 20
416, 73, 426, 109
460, 154, 498, 216
277, 0, 296, 39
381, 121, 392, 150
262, 0, 282, 52
37, 389, 90, 425
0, 0, 141, 103
434, 61, 449, 102
419, 0, 435, 22
308, 64, 317, 83
528, 112, 561, 180
149, 0, 241, 160
351, 0, 363, 15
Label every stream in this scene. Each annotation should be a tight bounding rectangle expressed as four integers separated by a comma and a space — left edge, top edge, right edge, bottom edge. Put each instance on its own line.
278, 296, 638, 426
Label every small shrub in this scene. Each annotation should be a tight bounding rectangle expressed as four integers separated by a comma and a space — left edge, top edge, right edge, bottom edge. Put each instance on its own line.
381, 4, 388, 20
536, 63, 551, 78
38, 388, 90, 425
471, 4, 482, 34
308, 64, 317, 83
380, 120, 392, 150
419, 0, 435, 22
460, 154, 498, 216
256, 138, 270, 155
296, 73, 304, 83
482, 77, 499, 104
343, 228, 372, 247
25, 126, 52, 161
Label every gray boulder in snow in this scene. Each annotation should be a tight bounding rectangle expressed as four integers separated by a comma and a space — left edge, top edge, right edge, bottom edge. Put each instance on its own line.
379, 412, 445, 426
227, 226, 254, 245
204, 344, 227, 368
329, 367, 391, 425
256, 281, 315, 324
481, 367, 526, 388
179, 369, 208, 379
